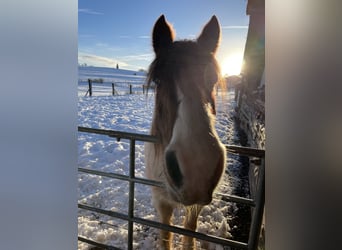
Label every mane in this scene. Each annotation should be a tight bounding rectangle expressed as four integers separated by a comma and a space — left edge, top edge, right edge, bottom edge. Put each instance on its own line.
147, 40, 222, 149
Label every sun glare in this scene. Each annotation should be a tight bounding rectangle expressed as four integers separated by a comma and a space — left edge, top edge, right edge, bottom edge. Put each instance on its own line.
221, 53, 244, 77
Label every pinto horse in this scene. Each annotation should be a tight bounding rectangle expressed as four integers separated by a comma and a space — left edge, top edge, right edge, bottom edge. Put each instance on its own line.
145, 15, 226, 249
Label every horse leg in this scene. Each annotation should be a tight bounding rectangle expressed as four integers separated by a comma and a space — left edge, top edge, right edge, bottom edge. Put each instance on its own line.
182, 204, 203, 250
155, 199, 174, 250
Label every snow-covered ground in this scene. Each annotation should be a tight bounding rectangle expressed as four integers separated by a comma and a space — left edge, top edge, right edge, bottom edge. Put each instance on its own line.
78, 66, 147, 97
78, 67, 245, 249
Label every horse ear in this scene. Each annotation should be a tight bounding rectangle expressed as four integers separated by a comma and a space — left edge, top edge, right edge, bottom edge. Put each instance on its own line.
152, 15, 175, 55
197, 15, 221, 54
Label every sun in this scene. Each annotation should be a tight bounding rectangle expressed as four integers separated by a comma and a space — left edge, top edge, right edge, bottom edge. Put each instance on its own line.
220, 53, 244, 77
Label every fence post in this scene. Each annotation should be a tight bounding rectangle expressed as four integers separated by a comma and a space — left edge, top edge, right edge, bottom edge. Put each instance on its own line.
127, 139, 136, 250
247, 158, 265, 250
129, 84, 132, 94
88, 79, 92, 96
112, 83, 115, 96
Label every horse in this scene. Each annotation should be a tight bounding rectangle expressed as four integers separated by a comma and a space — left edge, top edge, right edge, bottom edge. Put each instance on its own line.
144, 15, 227, 249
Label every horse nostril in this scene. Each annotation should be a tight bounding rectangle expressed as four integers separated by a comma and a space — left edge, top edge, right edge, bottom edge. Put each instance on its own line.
165, 151, 183, 188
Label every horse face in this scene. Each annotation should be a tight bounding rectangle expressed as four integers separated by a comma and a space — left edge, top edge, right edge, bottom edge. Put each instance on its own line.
164, 106, 226, 206
150, 15, 226, 206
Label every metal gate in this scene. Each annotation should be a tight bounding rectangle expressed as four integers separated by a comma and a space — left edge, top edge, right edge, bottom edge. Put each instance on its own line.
78, 126, 265, 250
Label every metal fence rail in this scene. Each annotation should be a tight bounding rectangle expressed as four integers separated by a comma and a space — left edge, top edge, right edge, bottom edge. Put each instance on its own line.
78, 126, 265, 250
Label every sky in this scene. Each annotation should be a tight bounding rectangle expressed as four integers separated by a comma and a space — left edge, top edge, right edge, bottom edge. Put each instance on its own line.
78, 0, 250, 76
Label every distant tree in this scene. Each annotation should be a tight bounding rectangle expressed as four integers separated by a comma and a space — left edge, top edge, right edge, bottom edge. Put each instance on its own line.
116, 63, 119, 69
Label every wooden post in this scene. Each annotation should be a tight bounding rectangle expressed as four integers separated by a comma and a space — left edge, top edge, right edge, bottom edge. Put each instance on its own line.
129, 84, 132, 94
112, 83, 115, 96
88, 79, 92, 96
143, 85, 145, 94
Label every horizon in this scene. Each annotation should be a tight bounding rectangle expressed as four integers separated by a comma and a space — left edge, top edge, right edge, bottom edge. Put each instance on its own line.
78, 0, 249, 76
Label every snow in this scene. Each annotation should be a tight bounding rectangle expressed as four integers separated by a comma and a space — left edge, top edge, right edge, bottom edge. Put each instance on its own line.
78, 66, 245, 249
78, 66, 147, 97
